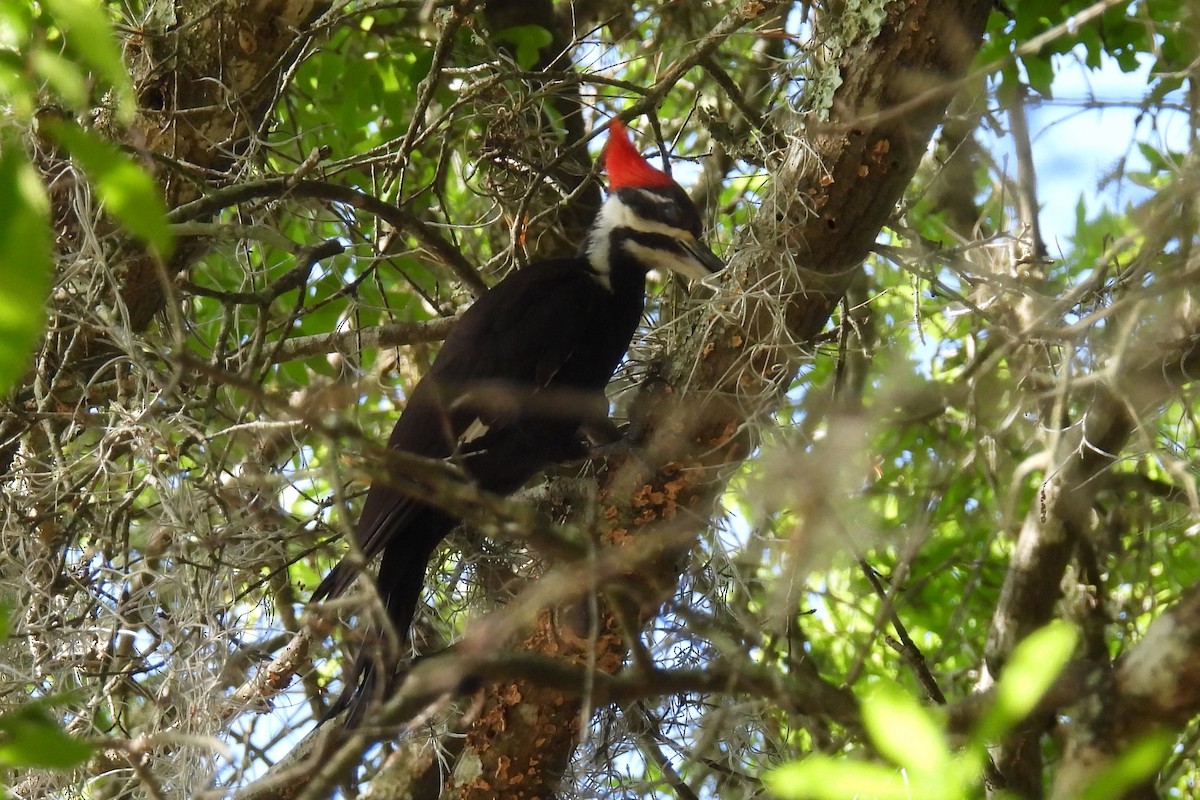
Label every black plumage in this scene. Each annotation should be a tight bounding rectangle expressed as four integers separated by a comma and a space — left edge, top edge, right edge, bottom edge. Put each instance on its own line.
313, 119, 723, 724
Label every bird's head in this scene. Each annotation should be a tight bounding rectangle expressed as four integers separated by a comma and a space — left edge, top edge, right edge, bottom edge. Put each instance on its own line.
585, 118, 725, 282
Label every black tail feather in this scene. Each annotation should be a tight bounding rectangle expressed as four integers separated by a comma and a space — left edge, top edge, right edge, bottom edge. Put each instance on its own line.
320, 638, 389, 727
315, 508, 457, 728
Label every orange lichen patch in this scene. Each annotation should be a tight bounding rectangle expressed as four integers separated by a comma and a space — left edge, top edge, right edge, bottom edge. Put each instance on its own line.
708, 418, 738, 447
596, 650, 625, 675
528, 615, 561, 656
607, 466, 695, 528
631, 483, 662, 508
664, 475, 687, 497
870, 138, 891, 172
606, 527, 631, 546
457, 672, 587, 797
626, 465, 695, 525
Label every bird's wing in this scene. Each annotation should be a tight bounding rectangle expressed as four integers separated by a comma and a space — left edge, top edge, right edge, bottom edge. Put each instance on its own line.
430, 260, 598, 387
421, 261, 604, 439
337, 261, 602, 569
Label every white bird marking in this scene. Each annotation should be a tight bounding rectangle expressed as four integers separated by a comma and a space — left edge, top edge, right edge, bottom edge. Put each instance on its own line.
459, 417, 490, 446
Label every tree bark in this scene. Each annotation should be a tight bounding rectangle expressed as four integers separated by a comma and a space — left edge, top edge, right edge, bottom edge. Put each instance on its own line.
1051, 582, 1200, 800
444, 1, 996, 796
101, 0, 335, 332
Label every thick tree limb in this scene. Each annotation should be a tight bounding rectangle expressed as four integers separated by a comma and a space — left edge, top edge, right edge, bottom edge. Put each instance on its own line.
1051, 583, 1200, 800
982, 333, 1200, 795
441, 1, 996, 796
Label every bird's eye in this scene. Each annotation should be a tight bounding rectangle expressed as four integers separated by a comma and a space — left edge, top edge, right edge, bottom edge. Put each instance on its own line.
658, 204, 685, 226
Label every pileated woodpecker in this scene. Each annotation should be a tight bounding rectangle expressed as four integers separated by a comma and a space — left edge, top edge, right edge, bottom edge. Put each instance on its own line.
313, 118, 723, 723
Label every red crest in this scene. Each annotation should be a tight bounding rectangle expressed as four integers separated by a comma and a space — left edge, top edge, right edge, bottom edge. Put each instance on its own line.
602, 118, 675, 190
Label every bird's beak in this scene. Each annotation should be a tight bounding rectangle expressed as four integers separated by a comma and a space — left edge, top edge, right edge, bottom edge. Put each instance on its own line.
684, 238, 726, 278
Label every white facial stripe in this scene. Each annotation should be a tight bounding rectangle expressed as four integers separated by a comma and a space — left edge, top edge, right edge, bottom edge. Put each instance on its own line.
634, 188, 676, 205
584, 235, 613, 289
620, 239, 711, 280
594, 197, 699, 243
587, 194, 710, 281
585, 200, 626, 283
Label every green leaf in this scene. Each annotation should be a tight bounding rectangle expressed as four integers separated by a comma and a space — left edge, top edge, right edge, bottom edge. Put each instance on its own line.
1077, 731, 1175, 800
0, 136, 52, 398
0, 3, 34, 48
45, 121, 173, 257
492, 25, 553, 70
768, 756, 911, 800
399, 47, 434, 91
0, 706, 93, 769
0, 50, 36, 119
32, 49, 89, 110
0, 5, 33, 55
976, 621, 1078, 742
862, 679, 950, 778
42, 0, 134, 122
